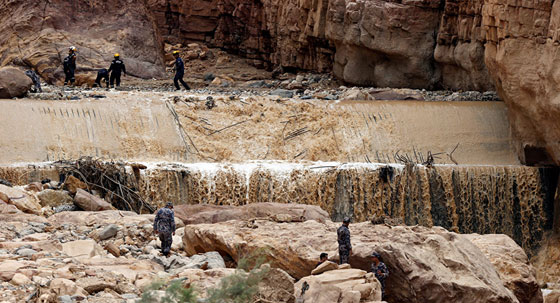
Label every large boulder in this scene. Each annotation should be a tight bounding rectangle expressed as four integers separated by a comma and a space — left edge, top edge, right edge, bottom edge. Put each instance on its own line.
0, 67, 32, 98
0, 200, 21, 214
61, 239, 106, 259
73, 189, 114, 211
295, 268, 382, 303
37, 189, 73, 207
465, 234, 542, 303
184, 220, 521, 302
175, 202, 330, 225
0, 184, 41, 214
63, 175, 87, 195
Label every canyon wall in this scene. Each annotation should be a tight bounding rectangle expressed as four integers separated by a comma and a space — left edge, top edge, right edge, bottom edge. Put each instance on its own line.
146, 0, 560, 164
147, 0, 495, 90
482, 0, 560, 166
0, 0, 165, 84
1, 0, 559, 163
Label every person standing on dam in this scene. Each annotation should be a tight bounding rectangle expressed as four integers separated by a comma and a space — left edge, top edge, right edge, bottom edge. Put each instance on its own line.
63, 46, 77, 85
337, 217, 352, 264
172, 50, 190, 90
108, 53, 126, 88
153, 202, 176, 257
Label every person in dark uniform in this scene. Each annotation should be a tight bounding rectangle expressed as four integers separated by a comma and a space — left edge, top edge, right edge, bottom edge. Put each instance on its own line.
173, 51, 190, 90
108, 53, 126, 88
337, 217, 352, 264
370, 251, 389, 299
316, 253, 329, 268
25, 70, 42, 93
94, 68, 109, 88
63, 46, 77, 85
153, 202, 176, 257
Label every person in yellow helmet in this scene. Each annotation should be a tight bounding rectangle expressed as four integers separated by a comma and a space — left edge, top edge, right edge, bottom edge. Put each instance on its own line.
63, 46, 77, 85
108, 53, 126, 88
173, 51, 190, 90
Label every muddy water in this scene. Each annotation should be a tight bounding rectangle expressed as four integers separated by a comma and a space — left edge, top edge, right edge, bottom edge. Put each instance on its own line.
112, 162, 559, 255
0, 161, 557, 255
176, 98, 520, 164
0, 94, 519, 165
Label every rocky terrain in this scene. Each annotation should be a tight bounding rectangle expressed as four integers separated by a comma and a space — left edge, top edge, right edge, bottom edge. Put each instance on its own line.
0, 177, 555, 303
1, 0, 560, 302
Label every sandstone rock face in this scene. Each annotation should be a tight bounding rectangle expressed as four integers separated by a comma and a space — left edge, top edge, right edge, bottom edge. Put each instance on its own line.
465, 234, 542, 303
0, 0, 165, 84
0, 67, 32, 98
0, 184, 41, 214
175, 202, 330, 225
147, 0, 495, 90
295, 268, 382, 303
481, 0, 560, 165
184, 220, 521, 302
147, 0, 334, 72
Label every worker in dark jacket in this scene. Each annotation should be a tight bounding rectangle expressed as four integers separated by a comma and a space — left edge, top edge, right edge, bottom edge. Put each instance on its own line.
153, 202, 176, 257
63, 46, 77, 85
25, 70, 42, 93
173, 51, 190, 90
337, 217, 352, 264
94, 68, 109, 88
108, 53, 126, 88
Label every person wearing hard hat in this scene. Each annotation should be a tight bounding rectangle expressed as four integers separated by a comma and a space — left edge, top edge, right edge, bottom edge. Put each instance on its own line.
108, 53, 126, 88
172, 50, 190, 90
63, 46, 77, 85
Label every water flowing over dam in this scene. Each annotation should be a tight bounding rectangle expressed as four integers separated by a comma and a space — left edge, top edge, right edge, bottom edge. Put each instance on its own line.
0, 97, 519, 165
0, 95, 557, 258
1, 161, 557, 256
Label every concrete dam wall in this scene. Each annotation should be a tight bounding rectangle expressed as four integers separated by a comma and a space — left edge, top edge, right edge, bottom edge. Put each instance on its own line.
0, 97, 519, 165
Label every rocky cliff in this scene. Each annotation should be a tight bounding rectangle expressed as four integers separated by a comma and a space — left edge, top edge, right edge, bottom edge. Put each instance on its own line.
0, 0, 166, 84
146, 0, 560, 164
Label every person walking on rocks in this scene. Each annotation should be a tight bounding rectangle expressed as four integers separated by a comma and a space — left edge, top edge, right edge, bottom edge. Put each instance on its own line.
172, 51, 190, 90
153, 202, 176, 257
337, 217, 352, 264
63, 46, 77, 85
108, 53, 126, 88
369, 251, 389, 299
